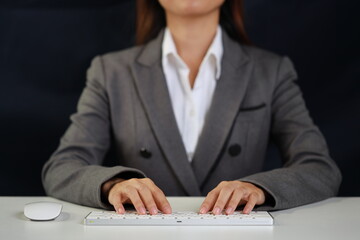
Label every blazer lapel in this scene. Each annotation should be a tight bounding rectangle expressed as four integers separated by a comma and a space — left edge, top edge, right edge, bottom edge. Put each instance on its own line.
191, 32, 253, 187
131, 31, 201, 196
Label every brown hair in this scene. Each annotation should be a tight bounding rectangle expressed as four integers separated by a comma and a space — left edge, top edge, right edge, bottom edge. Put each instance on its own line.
136, 0, 251, 45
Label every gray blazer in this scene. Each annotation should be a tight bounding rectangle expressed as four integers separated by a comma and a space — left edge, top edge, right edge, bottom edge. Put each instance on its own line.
42, 30, 341, 211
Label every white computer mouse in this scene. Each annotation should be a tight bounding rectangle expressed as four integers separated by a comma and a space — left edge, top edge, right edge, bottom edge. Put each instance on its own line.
24, 202, 63, 221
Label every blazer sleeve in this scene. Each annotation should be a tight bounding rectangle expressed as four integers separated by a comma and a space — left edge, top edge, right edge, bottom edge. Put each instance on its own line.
42, 56, 146, 209
240, 57, 342, 210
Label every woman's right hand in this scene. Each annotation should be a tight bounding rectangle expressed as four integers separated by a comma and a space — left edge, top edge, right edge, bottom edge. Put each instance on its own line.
103, 178, 172, 215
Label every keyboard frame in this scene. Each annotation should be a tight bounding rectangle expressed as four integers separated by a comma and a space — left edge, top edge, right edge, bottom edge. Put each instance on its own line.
84, 211, 274, 226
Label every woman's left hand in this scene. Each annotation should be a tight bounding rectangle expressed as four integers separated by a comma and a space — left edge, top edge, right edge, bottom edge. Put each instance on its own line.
199, 181, 266, 215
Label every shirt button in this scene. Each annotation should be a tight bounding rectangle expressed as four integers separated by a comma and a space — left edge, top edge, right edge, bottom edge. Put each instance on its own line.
190, 109, 195, 117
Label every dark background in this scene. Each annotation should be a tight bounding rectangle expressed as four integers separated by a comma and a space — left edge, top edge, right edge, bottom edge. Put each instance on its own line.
0, 0, 359, 196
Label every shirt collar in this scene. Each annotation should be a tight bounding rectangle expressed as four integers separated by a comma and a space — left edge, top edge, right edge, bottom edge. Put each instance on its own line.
162, 26, 223, 79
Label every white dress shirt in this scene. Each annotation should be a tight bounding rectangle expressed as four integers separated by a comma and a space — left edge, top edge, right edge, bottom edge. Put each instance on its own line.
162, 26, 223, 161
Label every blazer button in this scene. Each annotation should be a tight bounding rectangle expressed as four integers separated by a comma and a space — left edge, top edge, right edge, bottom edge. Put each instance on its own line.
140, 148, 152, 159
228, 144, 242, 157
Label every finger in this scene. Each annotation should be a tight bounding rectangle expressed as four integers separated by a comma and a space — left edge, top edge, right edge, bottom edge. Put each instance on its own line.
243, 193, 258, 214
138, 186, 158, 215
151, 187, 172, 214
116, 203, 126, 214
111, 196, 126, 214
199, 190, 219, 214
212, 187, 233, 215
225, 189, 244, 215
126, 188, 146, 215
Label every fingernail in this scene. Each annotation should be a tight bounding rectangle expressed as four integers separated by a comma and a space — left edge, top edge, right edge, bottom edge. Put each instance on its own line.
150, 207, 158, 215
163, 206, 172, 214
139, 207, 146, 215
213, 207, 221, 215
225, 207, 233, 215
117, 208, 124, 214
199, 207, 206, 214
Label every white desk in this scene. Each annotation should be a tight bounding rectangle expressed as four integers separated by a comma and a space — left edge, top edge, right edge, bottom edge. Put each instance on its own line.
0, 197, 358, 240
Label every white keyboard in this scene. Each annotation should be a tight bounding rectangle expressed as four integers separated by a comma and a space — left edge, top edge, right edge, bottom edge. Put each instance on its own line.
84, 210, 273, 226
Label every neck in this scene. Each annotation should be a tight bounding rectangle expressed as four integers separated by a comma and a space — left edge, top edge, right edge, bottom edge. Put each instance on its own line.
165, 11, 220, 87
166, 11, 219, 60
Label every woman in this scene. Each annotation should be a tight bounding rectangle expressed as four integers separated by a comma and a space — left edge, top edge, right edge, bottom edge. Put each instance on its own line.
42, 0, 341, 216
